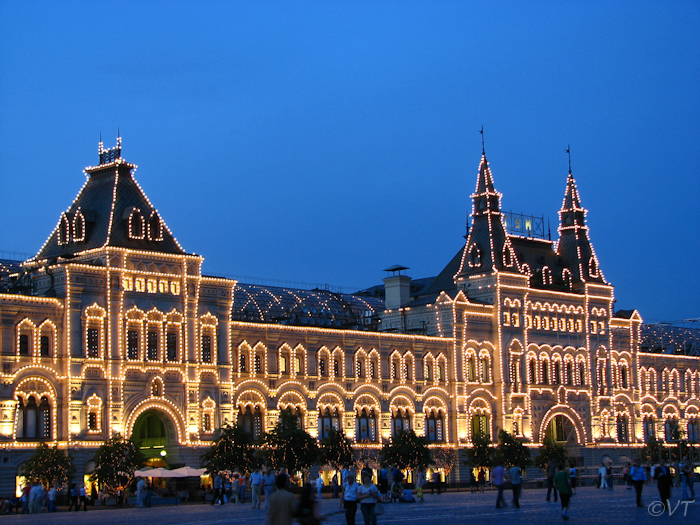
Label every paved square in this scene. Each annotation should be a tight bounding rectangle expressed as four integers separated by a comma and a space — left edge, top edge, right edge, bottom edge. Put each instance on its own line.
4, 487, 697, 524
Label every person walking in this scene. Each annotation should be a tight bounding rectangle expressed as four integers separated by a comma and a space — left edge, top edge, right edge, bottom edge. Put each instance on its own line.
477, 468, 486, 492
315, 473, 324, 501
297, 483, 322, 525
48, 485, 57, 512
598, 462, 609, 490
378, 466, 388, 502
546, 460, 558, 502
68, 483, 78, 511
509, 464, 522, 509
263, 468, 276, 509
250, 467, 263, 508
266, 473, 298, 525
654, 459, 674, 512
568, 462, 577, 495
237, 471, 246, 504
212, 472, 223, 505
680, 456, 695, 501
79, 484, 88, 511
630, 458, 648, 507
553, 463, 572, 521
357, 472, 379, 525
492, 463, 507, 508
340, 470, 359, 525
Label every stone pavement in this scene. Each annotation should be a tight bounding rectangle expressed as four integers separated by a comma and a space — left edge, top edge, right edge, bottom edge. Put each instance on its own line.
3, 486, 697, 524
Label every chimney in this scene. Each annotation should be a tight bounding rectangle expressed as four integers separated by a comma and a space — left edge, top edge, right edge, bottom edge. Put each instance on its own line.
382, 265, 411, 310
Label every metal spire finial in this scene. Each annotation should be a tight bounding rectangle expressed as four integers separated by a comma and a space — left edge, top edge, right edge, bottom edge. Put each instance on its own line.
566, 145, 572, 174
479, 125, 485, 155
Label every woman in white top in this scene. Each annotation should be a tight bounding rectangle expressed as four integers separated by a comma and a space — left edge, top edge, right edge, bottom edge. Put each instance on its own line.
357, 472, 379, 525
340, 470, 359, 525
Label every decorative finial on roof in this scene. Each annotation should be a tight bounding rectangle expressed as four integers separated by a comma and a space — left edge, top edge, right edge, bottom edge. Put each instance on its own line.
566, 145, 572, 174
99, 135, 122, 165
99, 133, 103, 155
479, 125, 485, 155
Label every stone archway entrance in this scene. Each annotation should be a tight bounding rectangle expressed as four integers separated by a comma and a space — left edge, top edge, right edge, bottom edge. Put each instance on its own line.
132, 409, 178, 466
544, 414, 580, 445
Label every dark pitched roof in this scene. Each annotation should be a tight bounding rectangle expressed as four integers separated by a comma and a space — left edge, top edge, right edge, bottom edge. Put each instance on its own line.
34, 159, 186, 260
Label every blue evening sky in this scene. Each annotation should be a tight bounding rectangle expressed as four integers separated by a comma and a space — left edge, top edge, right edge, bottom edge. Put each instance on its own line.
0, 1, 698, 322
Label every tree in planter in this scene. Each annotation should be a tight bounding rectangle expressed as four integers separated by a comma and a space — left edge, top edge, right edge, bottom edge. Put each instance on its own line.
640, 437, 669, 463
380, 430, 431, 473
318, 427, 354, 480
22, 443, 75, 489
200, 423, 257, 475
533, 436, 568, 471
354, 441, 380, 473
431, 448, 457, 484
91, 435, 144, 491
494, 430, 532, 469
260, 407, 318, 481
463, 431, 493, 472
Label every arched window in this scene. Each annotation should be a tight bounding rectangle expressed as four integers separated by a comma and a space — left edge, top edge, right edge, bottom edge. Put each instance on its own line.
166, 331, 177, 361
239, 353, 247, 373
424, 360, 432, 381
201, 334, 212, 363
578, 361, 586, 385
148, 211, 163, 241
404, 361, 412, 381
357, 408, 377, 442
471, 413, 489, 439
147, 330, 158, 361
541, 360, 549, 384
127, 329, 138, 360
528, 359, 536, 384
255, 354, 261, 373
333, 360, 340, 377
480, 357, 490, 383
643, 416, 656, 442
58, 214, 70, 245
19, 334, 29, 356
356, 359, 364, 379
665, 418, 679, 442
687, 419, 700, 443
426, 410, 445, 443
566, 361, 573, 386
621, 365, 628, 389
469, 244, 481, 267
553, 360, 562, 385
279, 356, 287, 374
617, 414, 629, 443
320, 407, 340, 440
128, 209, 144, 239
319, 358, 326, 377
391, 409, 411, 436
467, 356, 476, 382
17, 395, 51, 440
238, 406, 263, 440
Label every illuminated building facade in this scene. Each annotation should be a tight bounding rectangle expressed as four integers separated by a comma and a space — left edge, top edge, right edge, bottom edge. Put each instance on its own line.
0, 139, 698, 492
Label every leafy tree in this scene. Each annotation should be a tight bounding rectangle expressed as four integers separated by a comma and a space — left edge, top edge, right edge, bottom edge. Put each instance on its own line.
261, 407, 318, 479
534, 436, 568, 470
431, 448, 457, 480
494, 430, 532, 469
354, 442, 380, 472
200, 423, 256, 475
318, 428, 354, 476
91, 434, 145, 491
380, 430, 431, 471
463, 431, 493, 470
22, 443, 75, 489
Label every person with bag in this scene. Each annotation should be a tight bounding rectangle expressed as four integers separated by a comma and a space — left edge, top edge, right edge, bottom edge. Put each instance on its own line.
340, 470, 359, 525
357, 472, 380, 525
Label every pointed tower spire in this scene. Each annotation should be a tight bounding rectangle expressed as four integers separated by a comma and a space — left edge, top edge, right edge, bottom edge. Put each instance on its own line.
557, 166, 606, 284
455, 148, 520, 286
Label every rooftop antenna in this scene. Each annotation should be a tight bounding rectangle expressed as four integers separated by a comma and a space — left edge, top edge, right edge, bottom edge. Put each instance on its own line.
566, 145, 572, 174
464, 213, 470, 239
547, 219, 551, 241
479, 125, 485, 155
